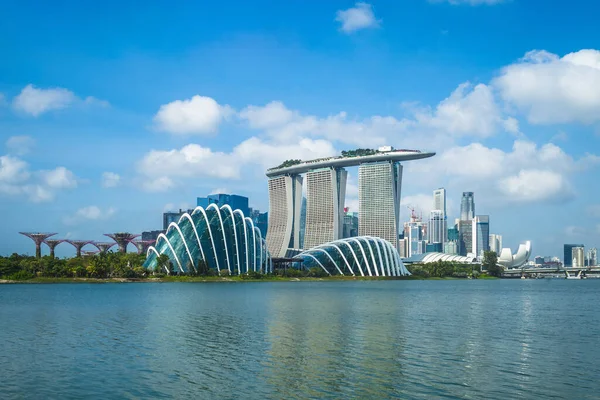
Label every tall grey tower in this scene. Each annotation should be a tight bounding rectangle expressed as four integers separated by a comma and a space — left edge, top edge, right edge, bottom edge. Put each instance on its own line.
433, 188, 446, 216
266, 174, 303, 257
303, 167, 347, 250
460, 192, 475, 221
358, 161, 403, 250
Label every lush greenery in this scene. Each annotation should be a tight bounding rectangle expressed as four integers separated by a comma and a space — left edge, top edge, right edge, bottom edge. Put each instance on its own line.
270, 159, 303, 170
340, 148, 379, 158
482, 250, 503, 277
0, 252, 149, 280
407, 261, 482, 278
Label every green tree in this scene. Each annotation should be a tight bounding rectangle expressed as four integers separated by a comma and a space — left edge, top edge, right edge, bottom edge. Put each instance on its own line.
483, 251, 502, 277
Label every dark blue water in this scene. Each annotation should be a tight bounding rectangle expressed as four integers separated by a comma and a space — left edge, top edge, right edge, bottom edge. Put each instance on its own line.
1, 280, 599, 399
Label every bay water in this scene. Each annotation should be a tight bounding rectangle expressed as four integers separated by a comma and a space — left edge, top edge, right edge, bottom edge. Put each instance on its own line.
1, 280, 599, 399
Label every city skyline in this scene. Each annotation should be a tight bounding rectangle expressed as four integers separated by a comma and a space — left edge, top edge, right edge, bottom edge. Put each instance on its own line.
2, 1, 600, 258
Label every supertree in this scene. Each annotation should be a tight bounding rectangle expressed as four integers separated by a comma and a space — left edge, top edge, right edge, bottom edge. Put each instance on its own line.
19, 232, 57, 258
66, 240, 93, 258
131, 239, 155, 255
93, 242, 116, 254
104, 233, 140, 253
44, 239, 66, 258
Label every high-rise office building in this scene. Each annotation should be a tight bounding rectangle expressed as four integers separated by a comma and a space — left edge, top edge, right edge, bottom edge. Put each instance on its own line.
458, 220, 473, 256
266, 175, 303, 257
163, 208, 193, 230
587, 248, 598, 267
472, 216, 490, 257
303, 168, 347, 250
197, 193, 250, 217
572, 247, 585, 268
444, 241, 458, 255
404, 214, 426, 257
433, 188, 446, 216
460, 192, 475, 221
564, 244, 584, 267
343, 211, 359, 239
489, 234, 503, 254
428, 210, 447, 244
358, 161, 403, 249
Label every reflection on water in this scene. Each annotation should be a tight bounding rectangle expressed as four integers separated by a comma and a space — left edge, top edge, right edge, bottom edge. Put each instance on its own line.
0, 280, 599, 399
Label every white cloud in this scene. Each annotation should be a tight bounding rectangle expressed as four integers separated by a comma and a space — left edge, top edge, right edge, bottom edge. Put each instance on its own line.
39, 166, 78, 189
335, 2, 380, 33
63, 206, 116, 225
136, 137, 337, 192
239, 83, 511, 149
142, 176, 175, 193
210, 187, 229, 195
13, 84, 76, 116
494, 49, 600, 124
0, 155, 30, 183
499, 170, 572, 203
153, 95, 232, 135
11, 84, 109, 117
587, 204, 600, 218
5, 136, 35, 155
401, 194, 436, 218
101, 172, 121, 188
0, 156, 78, 202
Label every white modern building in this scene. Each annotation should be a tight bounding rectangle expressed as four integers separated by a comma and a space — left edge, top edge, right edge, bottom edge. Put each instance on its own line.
359, 161, 403, 250
303, 167, 347, 250
472, 215, 490, 257
572, 246, 585, 268
265, 149, 435, 257
266, 175, 303, 257
498, 241, 532, 268
433, 188, 446, 215
489, 234, 503, 254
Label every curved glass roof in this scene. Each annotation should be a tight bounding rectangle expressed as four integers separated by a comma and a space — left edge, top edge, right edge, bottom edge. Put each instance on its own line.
294, 236, 410, 276
402, 252, 477, 264
144, 205, 271, 275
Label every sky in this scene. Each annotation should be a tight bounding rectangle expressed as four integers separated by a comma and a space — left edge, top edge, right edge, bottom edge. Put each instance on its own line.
2, 0, 600, 259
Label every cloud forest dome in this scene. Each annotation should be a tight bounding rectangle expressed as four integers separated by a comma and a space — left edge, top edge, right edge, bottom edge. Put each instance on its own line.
144, 204, 271, 274
294, 236, 410, 276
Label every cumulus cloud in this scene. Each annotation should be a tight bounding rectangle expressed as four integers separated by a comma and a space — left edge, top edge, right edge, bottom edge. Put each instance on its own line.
101, 172, 121, 188
494, 49, 600, 124
335, 2, 380, 33
38, 166, 78, 189
12, 84, 108, 117
407, 140, 592, 205
5, 136, 35, 155
136, 136, 337, 192
153, 95, 233, 135
0, 155, 77, 202
63, 206, 116, 225
13, 85, 76, 116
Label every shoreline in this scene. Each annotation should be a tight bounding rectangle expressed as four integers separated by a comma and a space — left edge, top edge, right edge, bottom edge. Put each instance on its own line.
0, 275, 498, 284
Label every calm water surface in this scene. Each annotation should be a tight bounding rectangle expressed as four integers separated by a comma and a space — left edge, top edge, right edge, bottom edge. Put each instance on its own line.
1, 280, 599, 399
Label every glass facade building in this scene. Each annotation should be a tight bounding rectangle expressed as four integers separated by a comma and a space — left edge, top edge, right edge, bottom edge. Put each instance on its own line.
197, 194, 250, 218
294, 236, 410, 276
145, 205, 271, 274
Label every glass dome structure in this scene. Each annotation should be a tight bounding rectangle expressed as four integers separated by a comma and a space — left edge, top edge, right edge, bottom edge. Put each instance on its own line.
293, 236, 410, 276
144, 204, 272, 274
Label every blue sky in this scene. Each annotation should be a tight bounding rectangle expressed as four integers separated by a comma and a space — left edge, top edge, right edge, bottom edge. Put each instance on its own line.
2, 0, 600, 259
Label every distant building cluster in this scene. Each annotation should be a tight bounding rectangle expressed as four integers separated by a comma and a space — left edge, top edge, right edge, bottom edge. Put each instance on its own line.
559, 244, 597, 268
142, 193, 268, 244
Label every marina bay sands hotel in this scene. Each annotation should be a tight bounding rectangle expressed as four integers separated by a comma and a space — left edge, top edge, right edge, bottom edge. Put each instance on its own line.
265, 147, 435, 257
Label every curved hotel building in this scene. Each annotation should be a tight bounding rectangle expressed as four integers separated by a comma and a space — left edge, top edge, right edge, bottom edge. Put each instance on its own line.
265, 148, 435, 257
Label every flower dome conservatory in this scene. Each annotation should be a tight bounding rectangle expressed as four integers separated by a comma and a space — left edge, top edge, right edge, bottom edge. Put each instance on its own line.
293, 237, 410, 276
144, 205, 272, 274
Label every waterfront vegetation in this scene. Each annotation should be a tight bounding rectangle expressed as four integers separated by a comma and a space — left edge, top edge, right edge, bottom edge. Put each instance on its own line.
1, 253, 500, 282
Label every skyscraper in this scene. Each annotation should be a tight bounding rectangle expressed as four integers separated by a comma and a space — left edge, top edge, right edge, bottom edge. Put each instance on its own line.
358, 161, 403, 249
587, 248, 597, 267
572, 247, 585, 268
458, 219, 473, 256
460, 192, 475, 221
564, 244, 584, 267
433, 188, 446, 216
472, 215, 490, 257
197, 194, 250, 217
303, 167, 347, 250
266, 175, 303, 257
428, 210, 446, 244
489, 234, 503, 254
